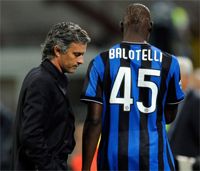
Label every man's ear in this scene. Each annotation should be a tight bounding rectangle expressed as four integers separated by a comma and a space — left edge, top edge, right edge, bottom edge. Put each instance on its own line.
120, 21, 124, 33
148, 21, 153, 32
53, 45, 61, 57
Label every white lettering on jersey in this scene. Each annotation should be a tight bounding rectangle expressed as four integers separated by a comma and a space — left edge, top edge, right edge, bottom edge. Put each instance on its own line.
109, 48, 163, 63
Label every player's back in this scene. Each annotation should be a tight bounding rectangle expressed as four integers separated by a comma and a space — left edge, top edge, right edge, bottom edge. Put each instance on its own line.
81, 42, 184, 171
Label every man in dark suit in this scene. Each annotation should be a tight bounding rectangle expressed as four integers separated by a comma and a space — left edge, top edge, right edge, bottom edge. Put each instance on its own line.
12, 22, 91, 170
168, 57, 200, 170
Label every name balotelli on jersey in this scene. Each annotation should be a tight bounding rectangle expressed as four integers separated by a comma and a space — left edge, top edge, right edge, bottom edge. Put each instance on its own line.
109, 47, 163, 62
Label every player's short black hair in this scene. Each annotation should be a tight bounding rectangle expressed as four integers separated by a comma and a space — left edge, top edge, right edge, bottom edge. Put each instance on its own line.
122, 3, 152, 32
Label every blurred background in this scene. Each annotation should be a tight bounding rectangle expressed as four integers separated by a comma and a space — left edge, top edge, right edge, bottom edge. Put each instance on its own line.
0, 0, 199, 170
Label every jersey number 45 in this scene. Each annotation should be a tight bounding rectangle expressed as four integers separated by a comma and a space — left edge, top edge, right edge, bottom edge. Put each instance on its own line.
110, 67, 160, 113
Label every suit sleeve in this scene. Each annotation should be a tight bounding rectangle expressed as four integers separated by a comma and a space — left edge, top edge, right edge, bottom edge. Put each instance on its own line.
21, 79, 55, 170
166, 57, 185, 105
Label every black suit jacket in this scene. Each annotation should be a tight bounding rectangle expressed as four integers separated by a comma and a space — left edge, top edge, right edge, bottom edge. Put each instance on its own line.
169, 89, 200, 157
12, 59, 75, 170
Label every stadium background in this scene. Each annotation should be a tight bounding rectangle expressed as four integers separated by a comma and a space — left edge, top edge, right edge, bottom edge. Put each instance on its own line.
0, 0, 199, 170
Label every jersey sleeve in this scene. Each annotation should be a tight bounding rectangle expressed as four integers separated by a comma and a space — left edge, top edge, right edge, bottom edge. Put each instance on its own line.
80, 56, 104, 104
166, 57, 185, 105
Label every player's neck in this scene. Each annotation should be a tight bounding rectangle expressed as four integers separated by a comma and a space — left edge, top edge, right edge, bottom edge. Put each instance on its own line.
123, 30, 148, 43
123, 35, 147, 43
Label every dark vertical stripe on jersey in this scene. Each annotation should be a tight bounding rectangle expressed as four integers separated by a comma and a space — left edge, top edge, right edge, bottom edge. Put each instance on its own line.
156, 55, 172, 170
96, 75, 103, 99
81, 60, 94, 96
139, 44, 151, 171
166, 74, 177, 103
118, 43, 131, 170
98, 51, 110, 170
166, 143, 175, 171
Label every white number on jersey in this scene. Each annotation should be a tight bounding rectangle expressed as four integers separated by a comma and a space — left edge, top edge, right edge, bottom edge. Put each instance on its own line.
137, 69, 160, 113
109, 67, 133, 111
110, 67, 160, 113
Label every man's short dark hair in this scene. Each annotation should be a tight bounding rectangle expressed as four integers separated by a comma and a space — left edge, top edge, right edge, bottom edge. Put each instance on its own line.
123, 3, 151, 33
41, 22, 91, 60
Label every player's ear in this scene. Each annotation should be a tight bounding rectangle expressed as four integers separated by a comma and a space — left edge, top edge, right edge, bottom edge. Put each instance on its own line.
120, 21, 124, 33
148, 21, 153, 32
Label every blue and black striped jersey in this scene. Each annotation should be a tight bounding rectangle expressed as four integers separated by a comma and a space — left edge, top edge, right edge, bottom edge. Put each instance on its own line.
81, 42, 184, 171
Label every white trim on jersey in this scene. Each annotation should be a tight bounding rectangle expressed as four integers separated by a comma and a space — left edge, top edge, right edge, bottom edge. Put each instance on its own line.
167, 98, 184, 105
80, 98, 103, 105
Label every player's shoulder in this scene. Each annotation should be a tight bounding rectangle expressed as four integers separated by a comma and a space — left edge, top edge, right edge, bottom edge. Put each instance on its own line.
151, 44, 178, 61
97, 43, 121, 59
162, 51, 179, 64
92, 43, 120, 64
